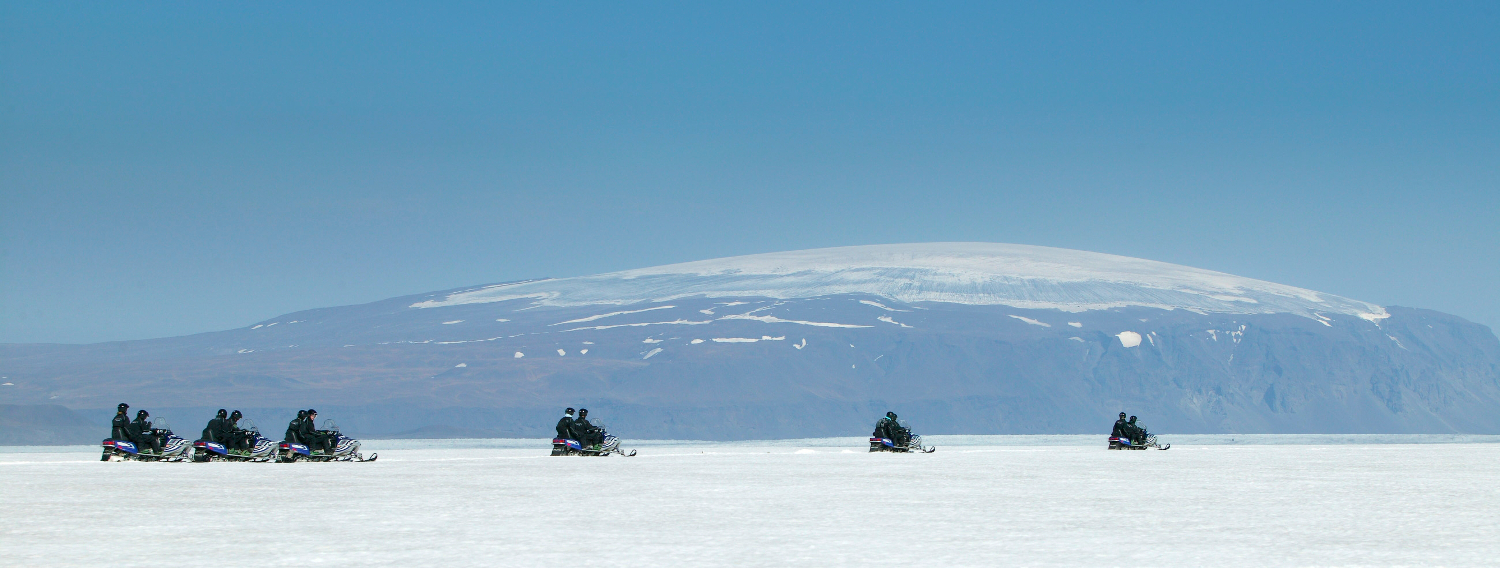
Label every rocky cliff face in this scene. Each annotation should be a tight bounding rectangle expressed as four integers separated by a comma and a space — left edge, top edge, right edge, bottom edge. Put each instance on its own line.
3, 244, 1496, 441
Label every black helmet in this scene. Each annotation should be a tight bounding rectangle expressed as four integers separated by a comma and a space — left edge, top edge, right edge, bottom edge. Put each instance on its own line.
117, 403, 129, 412
1129, 415, 1137, 422
230, 410, 242, 420
306, 408, 317, 415
136, 409, 149, 419
216, 409, 227, 418
887, 411, 897, 419
1120, 412, 1127, 418
578, 408, 588, 417
565, 407, 575, 415
296, 410, 307, 418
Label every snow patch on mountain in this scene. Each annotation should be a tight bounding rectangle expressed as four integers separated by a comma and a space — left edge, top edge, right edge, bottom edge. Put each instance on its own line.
1010, 315, 1051, 327
718, 314, 872, 329
551, 305, 675, 326
859, 300, 907, 312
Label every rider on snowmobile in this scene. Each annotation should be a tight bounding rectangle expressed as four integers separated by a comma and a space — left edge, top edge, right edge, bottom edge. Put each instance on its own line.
874, 412, 910, 446
128, 409, 163, 454
225, 410, 252, 450
556, 408, 576, 440
572, 408, 603, 448
111, 403, 132, 441
298, 409, 333, 454
1127, 416, 1146, 444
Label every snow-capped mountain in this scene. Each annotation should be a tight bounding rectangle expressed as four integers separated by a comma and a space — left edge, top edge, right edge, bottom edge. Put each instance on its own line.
412, 243, 1389, 321
2, 243, 1497, 441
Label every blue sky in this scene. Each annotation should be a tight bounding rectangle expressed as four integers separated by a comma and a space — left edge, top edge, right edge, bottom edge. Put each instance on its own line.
2, 2, 1497, 344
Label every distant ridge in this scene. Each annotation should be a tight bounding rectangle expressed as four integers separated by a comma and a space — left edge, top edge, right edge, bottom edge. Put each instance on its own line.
2, 243, 1497, 442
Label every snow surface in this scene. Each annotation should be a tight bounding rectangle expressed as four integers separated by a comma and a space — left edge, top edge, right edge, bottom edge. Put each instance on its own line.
409, 243, 1387, 323
3, 440, 1496, 567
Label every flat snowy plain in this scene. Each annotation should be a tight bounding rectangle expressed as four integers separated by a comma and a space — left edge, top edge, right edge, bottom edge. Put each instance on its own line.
4, 436, 1498, 567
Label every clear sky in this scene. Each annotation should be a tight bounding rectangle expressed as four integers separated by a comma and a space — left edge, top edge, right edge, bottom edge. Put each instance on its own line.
2, 2, 1497, 344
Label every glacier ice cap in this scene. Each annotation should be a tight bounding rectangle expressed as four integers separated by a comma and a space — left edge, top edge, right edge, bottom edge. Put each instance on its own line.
411, 242, 1387, 322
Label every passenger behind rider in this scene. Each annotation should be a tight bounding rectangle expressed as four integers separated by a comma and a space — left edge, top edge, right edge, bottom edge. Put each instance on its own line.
201, 409, 229, 444
128, 409, 163, 454
1112, 412, 1130, 438
111, 403, 132, 441
556, 408, 576, 440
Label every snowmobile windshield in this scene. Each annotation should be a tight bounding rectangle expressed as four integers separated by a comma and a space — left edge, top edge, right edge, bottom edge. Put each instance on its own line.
239, 419, 260, 435
319, 419, 340, 433
148, 419, 170, 434
896, 418, 912, 431
588, 420, 607, 434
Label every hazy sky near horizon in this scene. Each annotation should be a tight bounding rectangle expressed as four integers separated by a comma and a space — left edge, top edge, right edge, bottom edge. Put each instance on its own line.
2, 2, 1497, 344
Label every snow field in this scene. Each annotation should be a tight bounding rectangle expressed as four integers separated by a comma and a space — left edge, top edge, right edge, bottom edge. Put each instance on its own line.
2, 441, 1498, 567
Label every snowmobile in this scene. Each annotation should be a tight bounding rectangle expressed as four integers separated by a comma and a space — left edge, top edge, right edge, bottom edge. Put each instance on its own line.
1108, 428, 1169, 450
278, 420, 377, 462
551, 421, 636, 456
193, 419, 279, 462
869, 419, 935, 453
100, 419, 193, 462
868, 434, 935, 453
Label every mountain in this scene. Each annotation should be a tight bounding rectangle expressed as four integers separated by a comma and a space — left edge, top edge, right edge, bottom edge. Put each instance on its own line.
2, 243, 1498, 442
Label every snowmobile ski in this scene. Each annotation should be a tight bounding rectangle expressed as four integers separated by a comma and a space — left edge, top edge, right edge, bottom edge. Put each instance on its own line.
1109, 435, 1168, 450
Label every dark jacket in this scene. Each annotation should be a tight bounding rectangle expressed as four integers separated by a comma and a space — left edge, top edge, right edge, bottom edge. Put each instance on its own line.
873, 417, 895, 439
571, 417, 597, 443
201, 417, 227, 443
111, 413, 132, 441
1112, 418, 1129, 437
284, 418, 302, 443
298, 416, 321, 443
127, 416, 162, 452
555, 416, 575, 440
127, 416, 150, 441
224, 419, 246, 445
